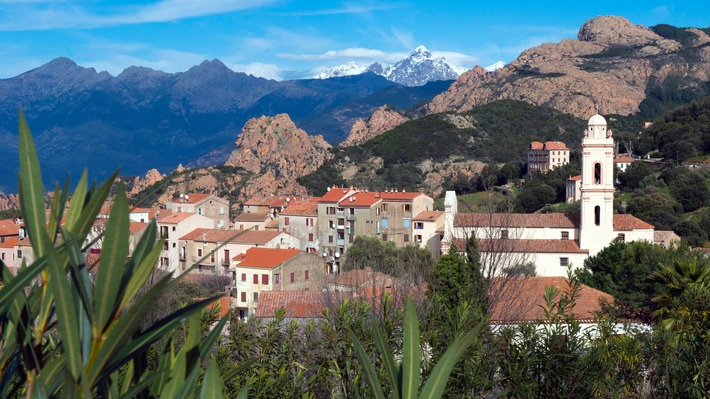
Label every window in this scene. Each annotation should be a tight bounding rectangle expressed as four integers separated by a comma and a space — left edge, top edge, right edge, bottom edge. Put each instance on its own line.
327, 207, 336, 215
220, 206, 224, 215
376, 221, 380, 234
382, 203, 388, 212
594, 206, 601, 226
560, 257, 569, 267
403, 204, 411, 212
290, 272, 295, 283
284, 217, 290, 225
594, 163, 601, 184
172, 242, 176, 248
376, 207, 380, 215
180, 247, 186, 260
254, 225, 259, 231
198, 208, 203, 215
329, 235, 333, 243
404, 234, 409, 243
306, 218, 314, 227
349, 235, 354, 243
415, 235, 422, 243
240, 292, 246, 302
403, 218, 410, 228
382, 234, 388, 241
253, 274, 258, 284
262, 274, 269, 285
561, 231, 569, 240
275, 273, 280, 284
617, 233, 625, 242
172, 226, 176, 231
210, 251, 215, 262
305, 270, 309, 281
239, 224, 244, 230
382, 218, 389, 228
241, 273, 246, 282
329, 220, 335, 229
253, 292, 259, 302
501, 229, 509, 239
308, 233, 314, 242
197, 248, 203, 257
414, 222, 424, 230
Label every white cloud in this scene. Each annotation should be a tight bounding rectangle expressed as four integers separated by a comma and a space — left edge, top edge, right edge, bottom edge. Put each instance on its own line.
391, 27, 414, 49
278, 47, 405, 63
232, 62, 282, 80
276, 3, 411, 16
0, 0, 277, 31
432, 51, 478, 68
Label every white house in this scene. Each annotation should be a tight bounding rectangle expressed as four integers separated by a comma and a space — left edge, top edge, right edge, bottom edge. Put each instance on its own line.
444, 114, 655, 277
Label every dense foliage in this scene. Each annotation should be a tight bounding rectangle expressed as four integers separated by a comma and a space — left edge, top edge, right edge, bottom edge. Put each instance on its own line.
640, 95, 710, 160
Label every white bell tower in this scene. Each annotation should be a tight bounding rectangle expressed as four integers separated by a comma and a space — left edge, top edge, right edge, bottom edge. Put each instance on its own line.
579, 114, 615, 256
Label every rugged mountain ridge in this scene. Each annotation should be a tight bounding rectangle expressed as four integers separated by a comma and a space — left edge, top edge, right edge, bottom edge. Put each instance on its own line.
0, 58, 451, 191
425, 16, 710, 118
314, 46, 465, 86
340, 106, 410, 147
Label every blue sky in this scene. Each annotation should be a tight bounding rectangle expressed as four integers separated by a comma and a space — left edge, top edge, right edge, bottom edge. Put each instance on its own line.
0, 1, 708, 80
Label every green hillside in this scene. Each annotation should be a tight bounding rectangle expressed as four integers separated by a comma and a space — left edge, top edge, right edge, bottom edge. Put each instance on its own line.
299, 100, 586, 195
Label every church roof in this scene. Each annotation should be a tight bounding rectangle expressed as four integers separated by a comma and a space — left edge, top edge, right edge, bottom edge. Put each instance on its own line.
588, 114, 607, 126
455, 213, 579, 229
613, 214, 654, 230
453, 238, 588, 254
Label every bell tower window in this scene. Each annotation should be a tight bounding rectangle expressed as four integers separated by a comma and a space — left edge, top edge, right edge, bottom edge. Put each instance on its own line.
594, 163, 601, 184
594, 206, 600, 226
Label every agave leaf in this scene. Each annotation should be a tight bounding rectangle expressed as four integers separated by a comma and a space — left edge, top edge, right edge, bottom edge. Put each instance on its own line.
419, 324, 483, 399
47, 179, 70, 244
200, 357, 226, 399
17, 110, 50, 260
70, 169, 118, 242
402, 298, 421, 398
94, 184, 130, 333
35, 355, 66, 396
373, 320, 400, 399
348, 329, 386, 399
63, 170, 88, 233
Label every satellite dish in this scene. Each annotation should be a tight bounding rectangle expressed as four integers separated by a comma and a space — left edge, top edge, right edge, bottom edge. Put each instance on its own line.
286, 197, 290, 202
326, 187, 331, 191
241, 249, 247, 254
185, 195, 189, 201
335, 252, 340, 258
322, 252, 328, 258
179, 193, 184, 199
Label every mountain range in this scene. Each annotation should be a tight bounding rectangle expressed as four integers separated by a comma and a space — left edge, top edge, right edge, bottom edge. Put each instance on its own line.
0, 54, 455, 191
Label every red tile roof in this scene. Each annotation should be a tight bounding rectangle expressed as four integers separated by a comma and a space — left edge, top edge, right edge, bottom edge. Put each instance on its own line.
319, 187, 354, 203
340, 192, 382, 208
234, 247, 302, 268
613, 214, 654, 230
157, 212, 195, 224
379, 191, 424, 201
328, 267, 397, 288
0, 220, 20, 236
413, 211, 443, 221
614, 156, 635, 163
280, 201, 318, 216
129, 222, 149, 235
234, 213, 270, 223
255, 291, 334, 318
544, 141, 569, 151
179, 193, 210, 204
489, 277, 613, 324
567, 175, 582, 181
0, 236, 20, 248
529, 141, 544, 150
455, 213, 579, 229
180, 228, 285, 245
453, 238, 588, 254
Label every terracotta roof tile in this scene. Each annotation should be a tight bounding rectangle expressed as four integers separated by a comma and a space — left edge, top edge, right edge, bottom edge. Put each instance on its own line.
180, 193, 210, 204
453, 238, 588, 254
234, 213, 270, 223
529, 141, 544, 150
455, 213, 579, 229
613, 214, 654, 230
129, 222, 149, 235
234, 247, 302, 268
280, 201, 318, 216
157, 212, 195, 224
544, 141, 569, 151
329, 267, 397, 288
567, 175, 582, 181
319, 187, 354, 203
490, 276, 614, 324
379, 192, 424, 201
0, 220, 20, 236
413, 211, 443, 221
0, 236, 20, 248
614, 156, 635, 163
255, 291, 333, 318
180, 228, 284, 245
340, 192, 381, 207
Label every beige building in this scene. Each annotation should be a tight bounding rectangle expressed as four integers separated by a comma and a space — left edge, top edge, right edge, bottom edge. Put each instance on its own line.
279, 200, 319, 253
231, 247, 326, 318
317, 187, 434, 273
412, 211, 444, 256
0, 236, 20, 273
178, 228, 301, 276
166, 193, 229, 229
157, 212, 215, 275
527, 141, 570, 174
234, 213, 272, 231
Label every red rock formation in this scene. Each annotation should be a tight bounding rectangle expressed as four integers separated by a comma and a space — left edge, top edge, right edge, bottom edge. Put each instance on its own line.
340, 106, 410, 147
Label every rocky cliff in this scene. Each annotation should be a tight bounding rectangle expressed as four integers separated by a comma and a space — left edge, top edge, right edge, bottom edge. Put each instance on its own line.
340, 106, 410, 147
425, 16, 710, 118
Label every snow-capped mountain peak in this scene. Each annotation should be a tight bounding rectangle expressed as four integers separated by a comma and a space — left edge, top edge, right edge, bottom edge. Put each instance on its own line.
484, 61, 506, 72
312, 45, 468, 86
313, 61, 368, 79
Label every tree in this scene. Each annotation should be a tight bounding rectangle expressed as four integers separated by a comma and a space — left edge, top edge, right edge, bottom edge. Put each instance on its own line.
617, 162, 653, 190
517, 183, 556, 212
669, 170, 709, 212
341, 235, 433, 284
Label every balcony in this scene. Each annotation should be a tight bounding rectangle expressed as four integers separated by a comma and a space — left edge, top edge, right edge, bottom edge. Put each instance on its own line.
336, 239, 345, 246
336, 210, 344, 218
347, 214, 355, 221
337, 224, 345, 230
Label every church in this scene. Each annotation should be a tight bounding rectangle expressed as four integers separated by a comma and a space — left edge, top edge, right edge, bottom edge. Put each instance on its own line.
442, 114, 655, 277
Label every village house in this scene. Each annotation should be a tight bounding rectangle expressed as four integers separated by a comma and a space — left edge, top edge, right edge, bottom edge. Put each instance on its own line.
0, 236, 20, 273
230, 247, 326, 319
0, 218, 20, 243
527, 141, 570, 174
157, 212, 215, 274
165, 193, 229, 229
412, 211, 445, 255
444, 114, 655, 277
234, 212, 272, 231
178, 228, 301, 276
278, 200, 319, 253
